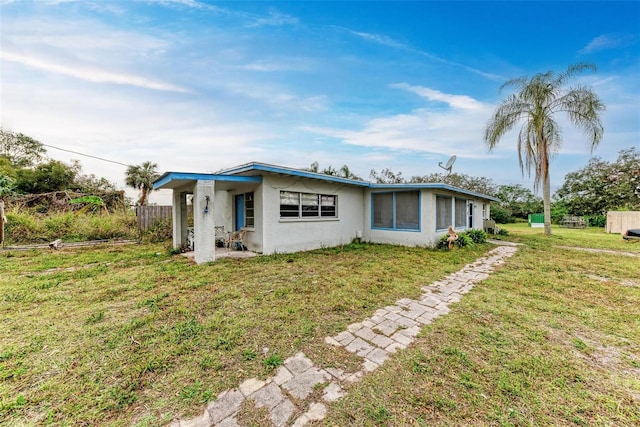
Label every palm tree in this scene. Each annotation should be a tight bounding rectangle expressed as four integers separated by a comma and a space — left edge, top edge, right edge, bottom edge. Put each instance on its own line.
125, 161, 159, 206
484, 63, 605, 235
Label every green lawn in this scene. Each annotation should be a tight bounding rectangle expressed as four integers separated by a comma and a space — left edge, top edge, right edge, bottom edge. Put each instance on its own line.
1, 225, 638, 426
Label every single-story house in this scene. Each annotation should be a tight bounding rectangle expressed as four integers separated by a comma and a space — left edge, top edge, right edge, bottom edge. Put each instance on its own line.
153, 162, 497, 264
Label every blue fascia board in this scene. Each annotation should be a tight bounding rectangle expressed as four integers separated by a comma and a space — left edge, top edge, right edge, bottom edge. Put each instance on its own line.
153, 172, 262, 190
220, 162, 370, 187
154, 163, 497, 201
369, 183, 498, 202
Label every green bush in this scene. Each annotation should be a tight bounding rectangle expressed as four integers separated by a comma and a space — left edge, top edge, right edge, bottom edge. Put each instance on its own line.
437, 231, 473, 250
490, 204, 514, 224
463, 228, 488, 244
585, 214, 606, 228
141, 218, 172, 243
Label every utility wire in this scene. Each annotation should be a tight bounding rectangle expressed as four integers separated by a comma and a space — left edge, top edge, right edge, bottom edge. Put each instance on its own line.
42, 143, 131, 167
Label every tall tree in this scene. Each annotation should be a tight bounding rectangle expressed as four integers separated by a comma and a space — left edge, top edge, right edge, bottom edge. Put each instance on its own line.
555, 147, 640, 215
0, 128, 46, 168
125, 161, 159, 206
495, 184, 543, 219
484, 63, 605, 235
369, 168, 404, 184
15, 159, 76, 194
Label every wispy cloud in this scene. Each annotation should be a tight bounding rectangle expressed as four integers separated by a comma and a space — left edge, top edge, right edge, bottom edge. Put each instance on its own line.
302, 85, 495, 158
580, 34, 636, 54
337, 27, 504, 81
247, 9, 299, 27
391, 83, 486, 110
242, 57, 311, 72
1, 50, 191, 93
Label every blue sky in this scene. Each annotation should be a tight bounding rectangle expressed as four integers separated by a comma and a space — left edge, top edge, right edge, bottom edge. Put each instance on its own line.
1, 0, 638, 203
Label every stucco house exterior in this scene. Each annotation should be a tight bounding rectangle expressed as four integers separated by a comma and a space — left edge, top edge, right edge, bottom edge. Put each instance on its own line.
153, 162, 497, 264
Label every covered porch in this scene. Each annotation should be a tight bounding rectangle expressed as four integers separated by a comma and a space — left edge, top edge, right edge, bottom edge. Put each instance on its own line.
153, 172, 262, 263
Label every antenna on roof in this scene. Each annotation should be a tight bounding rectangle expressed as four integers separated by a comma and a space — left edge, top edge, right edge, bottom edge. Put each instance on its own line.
438, 155, 457, 175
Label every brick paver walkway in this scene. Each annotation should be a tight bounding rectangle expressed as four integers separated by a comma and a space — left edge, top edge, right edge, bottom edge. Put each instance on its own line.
170, 244, 518, 427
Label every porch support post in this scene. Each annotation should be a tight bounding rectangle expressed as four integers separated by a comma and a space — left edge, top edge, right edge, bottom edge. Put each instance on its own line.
193, 180, 216, 264
172, 190, 188, 249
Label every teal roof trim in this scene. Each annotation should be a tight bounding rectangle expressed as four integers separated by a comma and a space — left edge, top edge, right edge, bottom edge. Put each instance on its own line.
220, 162, 370, 187
153, 172, 262, 190
369, 183, 499, 202
153, 163, 497, 201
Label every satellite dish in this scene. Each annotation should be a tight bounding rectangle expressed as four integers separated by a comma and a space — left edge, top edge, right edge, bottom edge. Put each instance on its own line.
438, 155, 457, 175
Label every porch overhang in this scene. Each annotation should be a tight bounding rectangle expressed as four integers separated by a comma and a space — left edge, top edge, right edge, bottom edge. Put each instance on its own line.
153, 172, 263, 191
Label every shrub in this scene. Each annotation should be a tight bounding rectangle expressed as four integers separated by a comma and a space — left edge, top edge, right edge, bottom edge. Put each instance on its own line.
141, 218, 172, 243
490, 203, 514, 224
463, 228, 487, 244
585, 214, 606, 228
437, 231, 473, 250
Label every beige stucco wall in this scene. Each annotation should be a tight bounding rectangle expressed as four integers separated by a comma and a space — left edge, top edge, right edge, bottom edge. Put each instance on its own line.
606, 211, 640, 234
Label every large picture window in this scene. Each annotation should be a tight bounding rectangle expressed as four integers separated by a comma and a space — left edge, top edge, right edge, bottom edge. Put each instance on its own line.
280, 191, 337, 219
436, 195, 452, 230
455, 198, 467, 228
372, 191, 419, 230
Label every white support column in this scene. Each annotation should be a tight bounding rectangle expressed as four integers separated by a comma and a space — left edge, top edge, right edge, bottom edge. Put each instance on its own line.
193, 180, 216, 264
172, 190, 188, 249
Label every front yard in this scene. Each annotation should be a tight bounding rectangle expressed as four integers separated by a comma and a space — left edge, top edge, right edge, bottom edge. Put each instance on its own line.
1, 225, 639, 426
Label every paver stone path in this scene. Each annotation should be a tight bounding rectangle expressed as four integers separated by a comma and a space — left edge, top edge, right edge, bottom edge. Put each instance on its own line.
171, 244, 518, 427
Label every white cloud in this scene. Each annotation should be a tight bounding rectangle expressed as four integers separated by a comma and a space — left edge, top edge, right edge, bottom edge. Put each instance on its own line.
247, 9, 299, 27
391, 83, 486, 110
339, 27, 504, 81
304, 85, 493, 158
580, 34, 636, 54
1, 50, 191, 93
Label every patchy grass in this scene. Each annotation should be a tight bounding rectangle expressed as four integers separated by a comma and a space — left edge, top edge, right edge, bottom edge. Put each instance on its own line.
325, 225, 640, 426
2, 225, 638, 426
493, 222, 640, 253
0, 241, 488, 426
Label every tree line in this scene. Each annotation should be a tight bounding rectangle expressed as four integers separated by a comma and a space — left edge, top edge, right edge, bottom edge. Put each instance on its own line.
310, 146, 639, 226
0, 128, 159, 207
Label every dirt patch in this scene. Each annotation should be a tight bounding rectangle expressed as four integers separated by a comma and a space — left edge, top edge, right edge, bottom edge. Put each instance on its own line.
586, 274, 640, 288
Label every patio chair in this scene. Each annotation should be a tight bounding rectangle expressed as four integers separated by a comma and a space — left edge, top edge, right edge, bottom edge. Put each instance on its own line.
214, 226, 227, 247
226, 228, 247, 251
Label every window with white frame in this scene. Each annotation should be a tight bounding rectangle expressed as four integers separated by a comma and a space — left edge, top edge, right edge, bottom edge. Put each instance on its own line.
436, 195, 452, 230
372, 191, 420, 230
455, 198, 467, 228
280, 191, 337, 219
244, 192, 255, 227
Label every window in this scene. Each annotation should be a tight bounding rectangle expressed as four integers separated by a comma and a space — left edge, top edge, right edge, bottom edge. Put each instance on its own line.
372, 193, 393, 228
244, 192, 254, 227
280, 191, 337, 219
436, 195, 452, 230
455, 198, 467, 228
372, 191, 420, 230
280, 191, 300, 217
